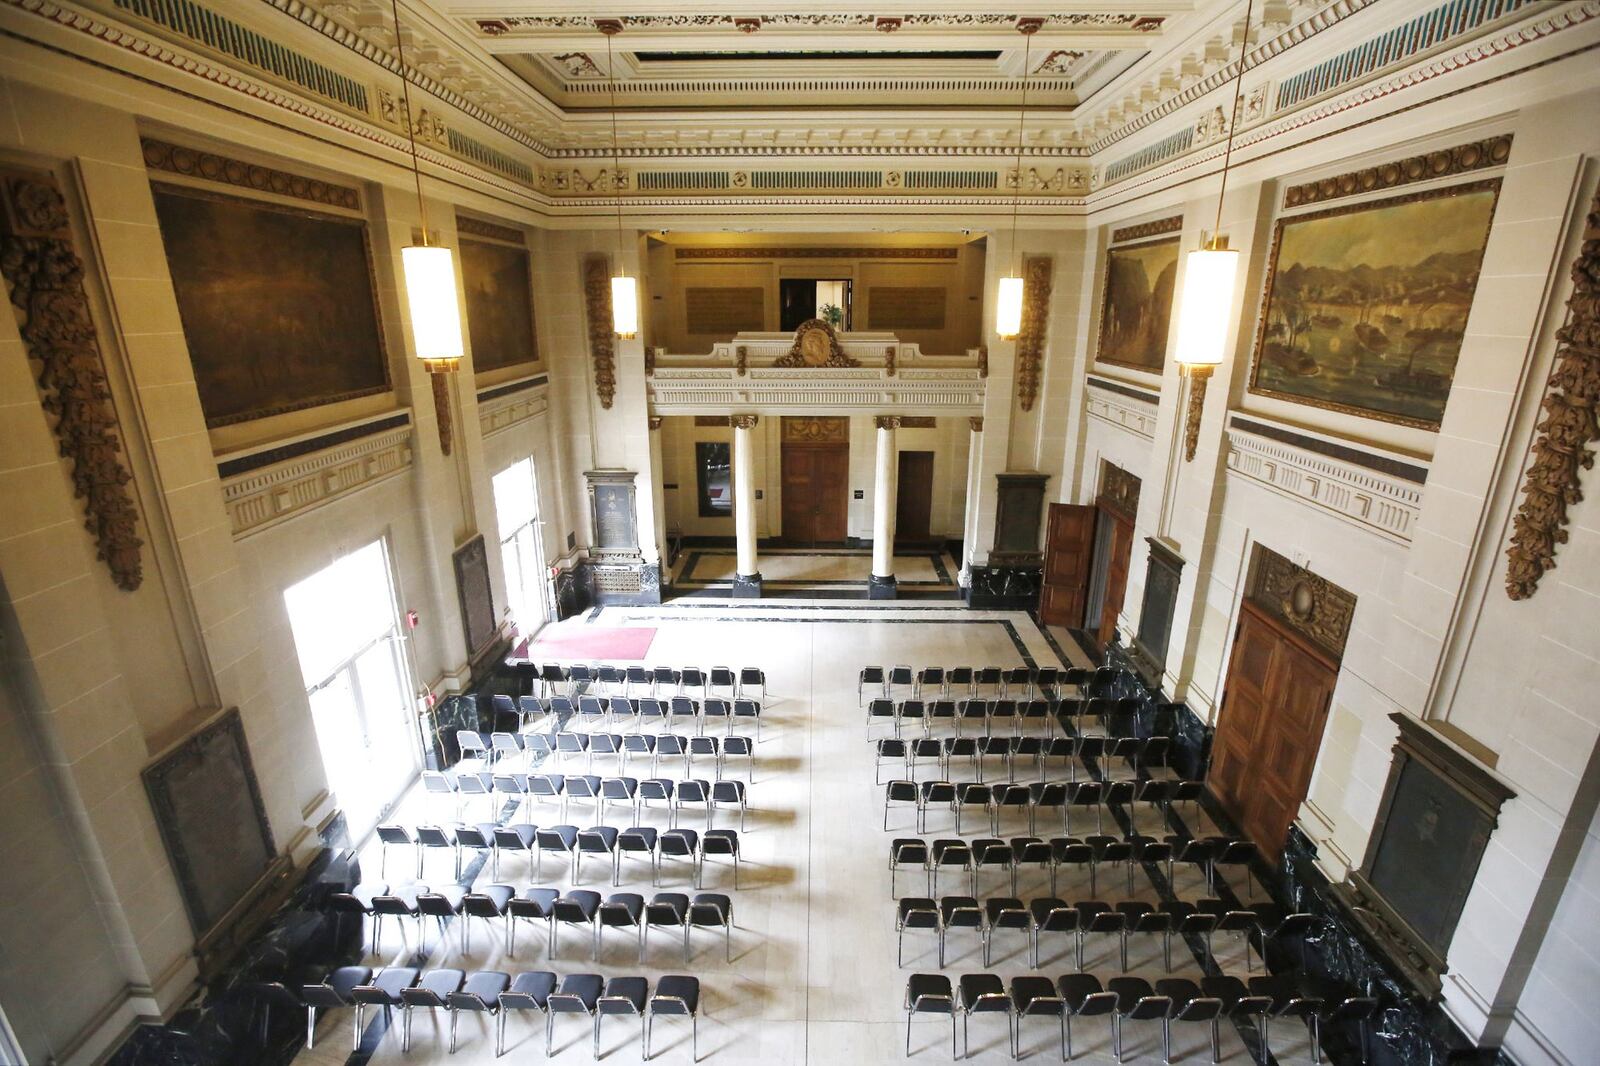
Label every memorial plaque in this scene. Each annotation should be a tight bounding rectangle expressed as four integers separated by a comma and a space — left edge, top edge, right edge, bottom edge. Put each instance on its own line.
868, 285, 947, 330
685, 286, 765, 335
1134, 539, 1184, 674
452, 534, 497, 660
586, 471, 640, 559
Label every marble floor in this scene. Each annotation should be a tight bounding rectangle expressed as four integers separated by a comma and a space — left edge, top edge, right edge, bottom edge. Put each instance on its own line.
670, 548, 959, 592
293, 602, 1299, 1066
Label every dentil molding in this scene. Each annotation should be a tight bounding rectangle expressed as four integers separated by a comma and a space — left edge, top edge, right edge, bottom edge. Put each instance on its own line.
221, 424, 414, 537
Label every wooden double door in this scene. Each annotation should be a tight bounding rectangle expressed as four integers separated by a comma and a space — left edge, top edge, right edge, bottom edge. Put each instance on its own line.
1039, 501, 1134, 646
781, 442, 849, 543
1209, 601, 1339, 857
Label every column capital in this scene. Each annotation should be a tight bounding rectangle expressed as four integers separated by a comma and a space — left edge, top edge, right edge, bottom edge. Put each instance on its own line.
968, 417, 985, 433
874, 415, 902, 431
732, 413, 760, 430
647, 416, 663, 430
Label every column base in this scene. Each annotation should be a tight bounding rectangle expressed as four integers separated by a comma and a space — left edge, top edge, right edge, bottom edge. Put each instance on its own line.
868, 574, 898, 599
732, 572, 763, 598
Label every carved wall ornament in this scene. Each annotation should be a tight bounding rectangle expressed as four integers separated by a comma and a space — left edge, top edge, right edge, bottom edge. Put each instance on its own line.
1182, 364, 1213, 463
736, 345, 748, 376
0, 169, 143, 590
774, 319, 860, 368
1284, 135, 1513, 208
874, 415, 903, 431
1506, 188, 1600, 600
582, 254, 617, 409
969, 417, 985, 433
1111, 215, 1184, 244
731, 413, 761, 430
644, 347, 655, 377
429, 372, 453, 456
454, 214, 525, 245
885, 346, 896, 377
781, 416, 849, 443
1248, 546, 1356, 660
899, 416, 936, 429
647, 416, 663, 430
141, 137, 361, 211
694, 415, 731, 427
978, 346, 989, 379
1016, 256, 1054, 412
1098, 461, 1142, 520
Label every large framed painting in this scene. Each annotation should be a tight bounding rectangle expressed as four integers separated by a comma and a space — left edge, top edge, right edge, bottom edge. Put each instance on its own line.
1248, 180, 1500, 427
1095, 236, 1180, 372
460, 236, 539, 371
150, 183, 389, 427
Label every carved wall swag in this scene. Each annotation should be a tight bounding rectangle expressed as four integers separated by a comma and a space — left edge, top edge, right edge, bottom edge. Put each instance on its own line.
1284, 134, 1513, 208
0, 168, 143, 590
1016, 256, 1054, 412
583, 254, 617, 409
1249, 545, 1356, 659
774, 318, 861, 368
1111, 215, 1184, 244
141, 138, 361, 211
1506, 188, 1600, 600
781, 416, 849, 443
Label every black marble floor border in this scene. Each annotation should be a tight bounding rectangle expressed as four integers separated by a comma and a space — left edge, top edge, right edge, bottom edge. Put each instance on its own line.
677, 549, 957, 588
670, 586, 964, 601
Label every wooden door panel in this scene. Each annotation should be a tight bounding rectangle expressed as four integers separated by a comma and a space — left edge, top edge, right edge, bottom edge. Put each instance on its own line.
895, 451, 934, 542
1097, 515, 1135, 646
782, 444, 849, 543
1039, 503, 1096, 627
1211, 604, 1338, 858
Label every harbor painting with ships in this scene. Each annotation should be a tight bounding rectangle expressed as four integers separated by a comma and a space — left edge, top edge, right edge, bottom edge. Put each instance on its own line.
1249, 181, 1500, 427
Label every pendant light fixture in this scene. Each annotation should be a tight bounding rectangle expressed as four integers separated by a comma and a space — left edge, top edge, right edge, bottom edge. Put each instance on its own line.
995, 18, 1042, 341
391, 0, 464, 371
599, 19, 639, 339
1174, 0, 1254, 462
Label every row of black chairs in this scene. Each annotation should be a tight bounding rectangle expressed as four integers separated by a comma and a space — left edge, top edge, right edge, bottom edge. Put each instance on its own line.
507, 662, 766, 701
298, 965, 702, 1058
428, 772, 752, 828
475, 695, 768, 741
905, 971, 1378, 1064
885, 779, 1207, 837
859, 664, 1110, 704
875, 735, 1171, 783
376, 823, 743, 886
868, 697, 1156, 741
896, 895, 1299, 973
889, 836, 1257, 901
466, 732, 757, 778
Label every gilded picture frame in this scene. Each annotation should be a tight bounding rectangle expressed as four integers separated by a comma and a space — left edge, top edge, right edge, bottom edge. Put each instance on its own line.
1094, 235, 1181, 373
1247, 180, 1501, 428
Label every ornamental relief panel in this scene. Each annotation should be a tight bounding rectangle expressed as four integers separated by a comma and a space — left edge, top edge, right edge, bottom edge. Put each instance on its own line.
1248, 546, 1356, 660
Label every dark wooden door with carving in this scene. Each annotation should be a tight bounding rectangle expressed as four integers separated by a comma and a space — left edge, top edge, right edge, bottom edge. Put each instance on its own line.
1096, 509, 1135, 647
781, 443, 849, 544
895, 451, 935, 543
1039, 504, 1096, 626
1210, 600, 1338, 859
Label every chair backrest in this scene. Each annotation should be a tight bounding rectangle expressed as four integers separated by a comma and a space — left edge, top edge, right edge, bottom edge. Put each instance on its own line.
377, 824, 413, 845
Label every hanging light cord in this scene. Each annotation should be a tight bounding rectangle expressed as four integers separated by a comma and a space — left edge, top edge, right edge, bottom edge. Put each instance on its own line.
390, 0, 429, 244
1007, 26, 1035, 271
1211, 0, 1256, 242
605, 28, 624, 260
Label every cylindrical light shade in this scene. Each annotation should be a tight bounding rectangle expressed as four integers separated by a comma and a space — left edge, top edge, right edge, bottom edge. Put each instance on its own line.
400, 244, 464, 364
1172, 247, 1240, 367
995, 275, 1025, 339
611, 274, 639, 338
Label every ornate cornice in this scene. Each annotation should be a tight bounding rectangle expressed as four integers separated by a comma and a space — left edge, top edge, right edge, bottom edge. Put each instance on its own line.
1111, 214, 1183, 243
220, 422, 413, 537
142, 138, 361, 209
1284, 135, 1513, 208
0, 167, 143, 589
478, 379, 548, 438
1506, 186, 1600, 600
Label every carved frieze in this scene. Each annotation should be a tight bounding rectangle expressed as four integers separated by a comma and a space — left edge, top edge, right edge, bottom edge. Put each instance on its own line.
0, 168, 143, 590
1285, 135, 1513, 208
782, 416, 849, 443
142, 138, 360, 211
221, 422, 414, 537
1506, 187, 1600, 599
455, 214, 525, 244
1111, 215, 1183, 244
899, 416, 936, 429
1249, 546, 1356, 660
774, 319, 861, 368
1098, 462, 1142, 520
1016, 256, 1054, 412
583, 254, 617, 409
676, 246, 957, 260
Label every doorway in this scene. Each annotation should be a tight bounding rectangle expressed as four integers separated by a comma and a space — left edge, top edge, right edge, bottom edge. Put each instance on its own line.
1039, 503, 1096, 626
492, 456, 552, 639
781, 442, 849, 543
284, 539, 417, 840
779, 277, 852, 331
895, 450, 935, 543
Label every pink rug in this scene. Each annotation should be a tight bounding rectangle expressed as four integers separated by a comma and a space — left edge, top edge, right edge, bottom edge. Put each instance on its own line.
523, 626, 657, 661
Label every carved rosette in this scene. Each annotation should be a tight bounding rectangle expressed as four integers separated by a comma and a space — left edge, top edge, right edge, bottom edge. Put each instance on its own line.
1506, 190, 1600, 599
0, 170, 143, 590
1017, 256, 1053, 411
583, 254, 617, 409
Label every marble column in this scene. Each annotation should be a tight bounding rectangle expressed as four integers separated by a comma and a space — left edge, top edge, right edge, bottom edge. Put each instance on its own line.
647, 416, 667, 597
870, 415, 901, 598
731, 413, 761, 597
961, 416, 984, 587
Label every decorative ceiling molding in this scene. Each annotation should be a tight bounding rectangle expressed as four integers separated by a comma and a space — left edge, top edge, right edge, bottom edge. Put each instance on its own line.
1283, 134, 1513, 208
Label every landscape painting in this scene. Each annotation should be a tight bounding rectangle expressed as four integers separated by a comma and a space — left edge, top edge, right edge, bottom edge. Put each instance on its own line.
151, 184, 389, 427
460, 237, 538, 371
1096, 236, 1180, 372
1250, 181, 1500, 427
